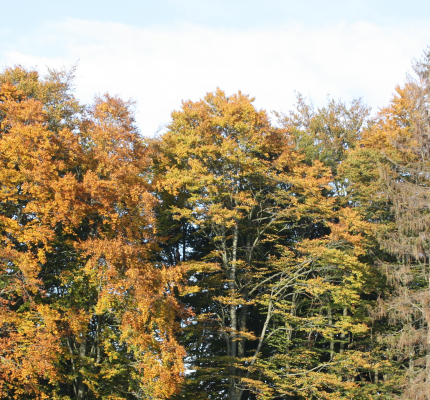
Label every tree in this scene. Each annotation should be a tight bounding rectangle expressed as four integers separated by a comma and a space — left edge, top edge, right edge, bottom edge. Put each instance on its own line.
363, 48, 430, 399
0, 65, 83, 132
277, 93, 371, 179
0, 69, 187, 399
154, 89, 380, 399
276, 94, 399, 399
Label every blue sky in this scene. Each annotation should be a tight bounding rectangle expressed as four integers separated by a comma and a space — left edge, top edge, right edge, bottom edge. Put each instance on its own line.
2, 0, 430, 135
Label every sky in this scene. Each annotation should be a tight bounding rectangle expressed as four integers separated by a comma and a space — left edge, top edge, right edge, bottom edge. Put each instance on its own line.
1, 0, 430, 136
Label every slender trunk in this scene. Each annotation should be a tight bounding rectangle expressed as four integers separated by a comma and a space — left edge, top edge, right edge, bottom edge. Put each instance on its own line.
237, 300, 274, 400
76, 338, 87, 400
230, 221, 239, 346
67, 337, 79, 398
228, 222, 239, 400
427, 276, 430, 384
89, 315, 102, 366
409, 352, 414, 377
286, 293, 297, 357
327, 307, 334, 360
182, 223, 186, 262
238, 232, 252, 359
340, 307, 348, 353
236, 290, 248, 400
238, 296, 248, 358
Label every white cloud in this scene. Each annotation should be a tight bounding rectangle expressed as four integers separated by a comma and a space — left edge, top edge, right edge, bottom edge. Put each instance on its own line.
3, 19, 430, 136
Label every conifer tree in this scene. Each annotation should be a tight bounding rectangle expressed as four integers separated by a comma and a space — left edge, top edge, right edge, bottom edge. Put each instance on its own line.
365, 48, 430, 399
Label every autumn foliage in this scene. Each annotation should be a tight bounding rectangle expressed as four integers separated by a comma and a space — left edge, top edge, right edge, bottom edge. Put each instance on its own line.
0, 69, 187, 399
1, 48, 430, 400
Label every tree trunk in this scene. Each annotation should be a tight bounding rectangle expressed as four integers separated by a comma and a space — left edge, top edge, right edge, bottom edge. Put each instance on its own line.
228, 222, 239, 400
340, 307, 348, 353
328, 307, 334, 360
76, 338, 87, 400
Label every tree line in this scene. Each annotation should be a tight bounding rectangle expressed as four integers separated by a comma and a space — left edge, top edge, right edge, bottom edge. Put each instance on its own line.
1, 49, 430, 399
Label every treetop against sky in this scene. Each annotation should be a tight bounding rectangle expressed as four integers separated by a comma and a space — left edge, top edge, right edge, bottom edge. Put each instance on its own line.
1, 0, 430, 136
2, 41, 430, 400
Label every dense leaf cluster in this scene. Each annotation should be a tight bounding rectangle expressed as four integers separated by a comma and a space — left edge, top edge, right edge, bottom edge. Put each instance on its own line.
1, 48, 430, 399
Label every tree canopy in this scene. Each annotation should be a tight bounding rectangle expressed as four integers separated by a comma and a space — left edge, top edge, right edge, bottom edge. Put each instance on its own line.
2, 49, 430, 399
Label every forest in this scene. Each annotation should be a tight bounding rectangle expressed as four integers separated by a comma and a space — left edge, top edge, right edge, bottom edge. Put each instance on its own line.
1, 48, 430, 400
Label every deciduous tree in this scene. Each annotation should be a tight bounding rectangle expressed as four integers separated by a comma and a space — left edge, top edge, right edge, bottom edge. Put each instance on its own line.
0, 69, 187, 399
154, 89, 379, 399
